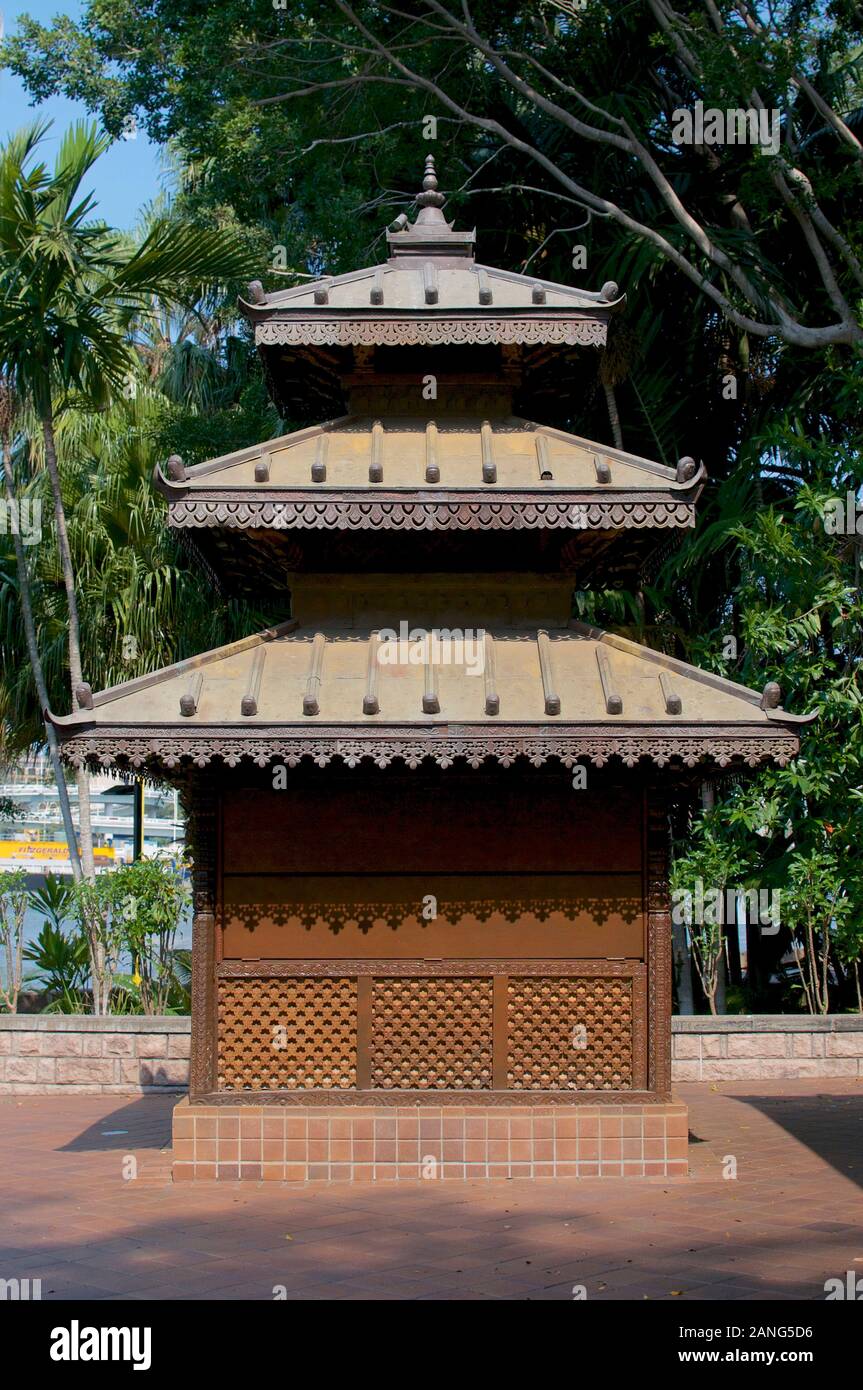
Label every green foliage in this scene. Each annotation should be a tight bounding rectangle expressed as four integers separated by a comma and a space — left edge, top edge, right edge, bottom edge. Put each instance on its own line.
0, 867, 28, 1011
107, 854, 191, 1015
0, 120, 255, 416
0, 368, 275, 746
0, 120, 272, 750
782, 846, 854, 1013
23, 870, 90, 1013
0, 7, 860, 1013
22, 920, 89, 1012
671, 815, 756, 1014
28, 870, 75, 931
151, 376, 282, 469
668, 372, 863, 1012
71, 855, 191, 1015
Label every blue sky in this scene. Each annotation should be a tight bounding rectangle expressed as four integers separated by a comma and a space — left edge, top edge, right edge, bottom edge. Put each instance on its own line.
1, 0, 163, 228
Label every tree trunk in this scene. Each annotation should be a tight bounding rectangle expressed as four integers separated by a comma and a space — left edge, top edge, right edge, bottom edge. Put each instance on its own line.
75, 764, 96, 878
603, 382, 623, 450
673, 917, 695, 1014
41, 407, 104, 1011
40, 412, 95, 874
725, 914, 743, 987
714, 949, 727, 1014
2, 418, 83, 880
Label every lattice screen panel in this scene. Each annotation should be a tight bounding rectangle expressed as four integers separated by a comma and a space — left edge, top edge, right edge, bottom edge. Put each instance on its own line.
218, 977, 357, 1090
507, 976, 633, 1089
371, 978, 493, 1089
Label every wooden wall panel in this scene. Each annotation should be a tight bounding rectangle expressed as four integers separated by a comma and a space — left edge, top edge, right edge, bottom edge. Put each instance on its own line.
218, 977, 357, 1090
220, 872, 644, 960
370, 978, 494, 1089
507, 976, 633, 1089
214, 969, 641, 1094
221, 776, 642, 876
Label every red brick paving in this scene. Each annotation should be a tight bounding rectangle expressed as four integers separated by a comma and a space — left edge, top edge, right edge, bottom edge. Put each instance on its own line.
1, 1080, 862, 1300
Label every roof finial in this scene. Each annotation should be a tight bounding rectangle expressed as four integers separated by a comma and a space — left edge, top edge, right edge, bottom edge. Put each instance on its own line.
416, 153, 446, 211
385, 151, 476, 256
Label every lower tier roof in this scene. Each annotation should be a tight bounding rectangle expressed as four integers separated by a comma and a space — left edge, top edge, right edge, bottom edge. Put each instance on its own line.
50, 620, 812, 774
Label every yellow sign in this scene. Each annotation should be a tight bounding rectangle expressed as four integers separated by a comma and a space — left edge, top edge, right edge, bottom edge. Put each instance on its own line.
0, 841, 115, 862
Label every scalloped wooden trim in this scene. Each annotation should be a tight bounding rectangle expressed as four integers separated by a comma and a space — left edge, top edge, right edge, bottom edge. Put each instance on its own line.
256, 318, 608, 347
58, 726, 799, 773
167, 497, 695, 531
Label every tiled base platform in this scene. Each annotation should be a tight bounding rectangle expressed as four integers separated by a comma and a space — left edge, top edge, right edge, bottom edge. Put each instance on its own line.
171, 1098, 689, 1182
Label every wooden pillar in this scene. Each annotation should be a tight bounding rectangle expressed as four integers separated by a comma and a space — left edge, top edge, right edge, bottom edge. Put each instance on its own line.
183, 773, 218, 1098
645, 782, 673, 1097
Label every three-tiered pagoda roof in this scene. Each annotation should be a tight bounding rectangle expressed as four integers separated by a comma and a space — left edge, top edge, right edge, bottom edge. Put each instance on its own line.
51, 155, 813, 776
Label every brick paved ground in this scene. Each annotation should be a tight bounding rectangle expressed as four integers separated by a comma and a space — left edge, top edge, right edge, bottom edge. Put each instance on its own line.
1, 1080, 861, 1300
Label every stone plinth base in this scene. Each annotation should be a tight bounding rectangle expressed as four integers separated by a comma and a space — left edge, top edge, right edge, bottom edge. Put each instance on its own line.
171, 1098, 689, 1181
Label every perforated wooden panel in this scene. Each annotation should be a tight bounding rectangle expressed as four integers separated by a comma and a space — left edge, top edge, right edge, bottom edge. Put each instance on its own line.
507, 976, 633, 1090
371, 978, 494, 1089
218, 977, 357, 1090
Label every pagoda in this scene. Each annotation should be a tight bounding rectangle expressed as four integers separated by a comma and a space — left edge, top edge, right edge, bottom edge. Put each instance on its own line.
51, 157, 810, 1182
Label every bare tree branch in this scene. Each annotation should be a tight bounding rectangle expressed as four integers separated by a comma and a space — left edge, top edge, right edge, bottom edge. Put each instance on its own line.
238, 0, 862, 349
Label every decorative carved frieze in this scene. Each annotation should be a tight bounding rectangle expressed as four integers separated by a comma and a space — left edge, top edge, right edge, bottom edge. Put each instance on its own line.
168, 497, 695, 532
59, 727, 798, 774
256, 318, 608, 348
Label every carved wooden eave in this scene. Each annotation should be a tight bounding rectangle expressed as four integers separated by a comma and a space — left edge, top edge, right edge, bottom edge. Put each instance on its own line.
165, 496, 696, 532
49, 618, 811, 776
155, 416, 704, 530
239, 267, 620, 349
155, 415, 703, 502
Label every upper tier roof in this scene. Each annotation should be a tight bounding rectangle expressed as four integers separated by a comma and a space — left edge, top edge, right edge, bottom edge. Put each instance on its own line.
238, 155, 621, 353
241, 263, 619, 347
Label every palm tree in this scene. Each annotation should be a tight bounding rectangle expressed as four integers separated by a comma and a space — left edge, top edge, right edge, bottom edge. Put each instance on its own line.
0, 121, 252, 1009
0, 377, 82, 876
597, 321, 640, 452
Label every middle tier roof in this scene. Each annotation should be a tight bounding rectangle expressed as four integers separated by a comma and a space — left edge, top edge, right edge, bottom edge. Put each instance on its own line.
156, 415, 704, 594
